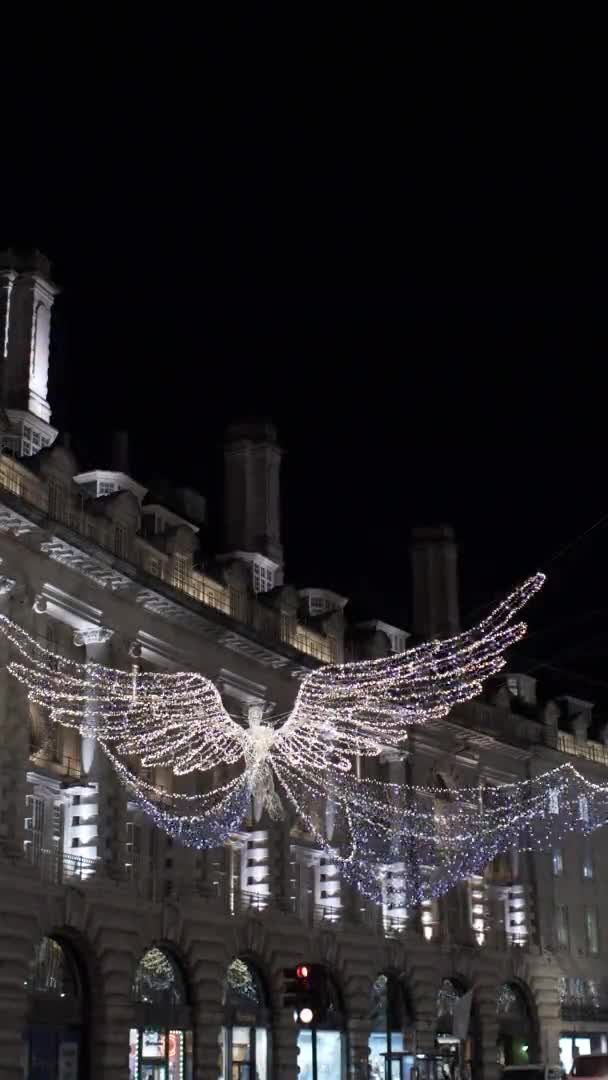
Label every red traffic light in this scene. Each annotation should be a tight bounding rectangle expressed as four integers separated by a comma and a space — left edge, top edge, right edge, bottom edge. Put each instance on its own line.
296, 964, 309, 979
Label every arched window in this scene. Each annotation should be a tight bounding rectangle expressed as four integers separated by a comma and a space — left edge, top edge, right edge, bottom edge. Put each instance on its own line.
436, 978, 477, 1077
369, 973, 414, 1079
133, 947, 187, 1006
497, 982, 537, 1067
297, 967, 345, 1080
25, 936, 86, 1080
130, 947, 193, 1079
221, 958, 270, 1080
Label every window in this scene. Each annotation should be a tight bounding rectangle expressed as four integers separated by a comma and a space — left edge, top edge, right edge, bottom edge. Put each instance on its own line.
221, 959, 269, 1080
98, 480, 117, 496
583, 846, 594, 880
368, 973, 411, 1075
579, 796, 590, 824
27, 937, 79, 997
114, 524, 128, 558
552, 848, 564, 876
586, 908, 600, 955
173, 555, 188, 588
310, 596, 327, 613
47, 479, 63, 519
133, 948, 187, 1007
252, 562, 274, 594
556, 906, 569, 949
548, 789, 560, 815
21, 426, 46, 457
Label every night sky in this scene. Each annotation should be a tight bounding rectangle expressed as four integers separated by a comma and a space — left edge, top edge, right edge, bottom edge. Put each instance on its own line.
3, 16, 607, 708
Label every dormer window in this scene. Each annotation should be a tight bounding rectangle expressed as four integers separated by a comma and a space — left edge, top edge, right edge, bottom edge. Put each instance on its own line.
310, 595, 327, 614
253, 561, 274, 594
389, 632, 407, 655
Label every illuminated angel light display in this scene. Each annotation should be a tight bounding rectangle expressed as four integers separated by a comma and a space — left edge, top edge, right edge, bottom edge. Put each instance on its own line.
6, 572, 604, 903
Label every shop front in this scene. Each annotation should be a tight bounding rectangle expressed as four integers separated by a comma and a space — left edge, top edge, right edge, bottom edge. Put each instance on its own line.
24, 935, 87, 1080
496, 983, 538, 1068
130, 946, 193, 1080
560, 978, 608, 1074
220, 957, 270, 1079
296, 967, 346, 1080
434, 979, 476, 1080
368, 973, 415, 1080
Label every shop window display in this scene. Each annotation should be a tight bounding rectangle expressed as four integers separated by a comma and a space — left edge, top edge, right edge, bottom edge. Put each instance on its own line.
221, 958, 270, 1079
296, 968, 345, 1080
368, 973, 414, 1080
131, 948, 193, 1080
496, 983, 535, 1067
24, 936, 85, 1080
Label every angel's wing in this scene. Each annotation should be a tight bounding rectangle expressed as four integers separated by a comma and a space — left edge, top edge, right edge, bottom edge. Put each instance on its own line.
0, 614, 245, 774
272, 573, 545, 766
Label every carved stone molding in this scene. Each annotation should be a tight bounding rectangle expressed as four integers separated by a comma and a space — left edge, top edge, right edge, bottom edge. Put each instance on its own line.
32, 594, 47, 614
73, 627, 114, 647
0, 575, 17, 596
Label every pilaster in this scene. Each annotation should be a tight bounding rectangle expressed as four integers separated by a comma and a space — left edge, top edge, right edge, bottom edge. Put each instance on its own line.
273, 1009, 299, 1080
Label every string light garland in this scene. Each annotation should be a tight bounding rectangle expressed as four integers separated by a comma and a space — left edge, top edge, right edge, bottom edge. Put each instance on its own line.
0, 573, 577, 902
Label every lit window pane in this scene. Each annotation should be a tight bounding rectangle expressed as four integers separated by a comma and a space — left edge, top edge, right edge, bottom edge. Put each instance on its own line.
297, 1029, 313, 1080
255, 1028, 268, 1080
586, 908, 599, 955
552, 849, 563, 876
316, 1031, 342, 1078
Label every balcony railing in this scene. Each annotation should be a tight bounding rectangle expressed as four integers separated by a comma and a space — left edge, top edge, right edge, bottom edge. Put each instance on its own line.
284, 625, 336, 663
0, 454, 332, 664
0, 455, 48, 513
558, 731, 608, 767
561, 1004, 608, 1022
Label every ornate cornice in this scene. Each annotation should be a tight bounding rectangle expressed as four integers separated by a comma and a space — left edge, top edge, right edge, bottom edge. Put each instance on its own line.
0, 575, 17, 595
73, 627, 114, 647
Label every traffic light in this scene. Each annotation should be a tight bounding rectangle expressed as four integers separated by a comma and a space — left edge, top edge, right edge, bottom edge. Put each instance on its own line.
282, 964, 327, 1024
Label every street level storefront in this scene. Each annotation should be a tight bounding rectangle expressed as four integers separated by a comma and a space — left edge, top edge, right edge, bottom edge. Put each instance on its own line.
368, 972, 415, 1080
435, 979, 477, 1080
129, 946, 193, 1079
220, 957, 271, 1079
496, 982, 538, 1067
297, 967, 346, 1080
24, 935, 87, 1080
559, 977, 608, 1073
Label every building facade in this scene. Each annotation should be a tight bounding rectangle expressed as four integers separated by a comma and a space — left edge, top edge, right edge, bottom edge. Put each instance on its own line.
1, 251, 608, 1080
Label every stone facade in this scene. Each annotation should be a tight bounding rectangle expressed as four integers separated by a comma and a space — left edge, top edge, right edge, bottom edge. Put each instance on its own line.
1, 251, 608, 1080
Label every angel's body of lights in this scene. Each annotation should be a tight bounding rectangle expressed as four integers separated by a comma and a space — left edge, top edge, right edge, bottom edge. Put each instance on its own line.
5, 572, 600, 907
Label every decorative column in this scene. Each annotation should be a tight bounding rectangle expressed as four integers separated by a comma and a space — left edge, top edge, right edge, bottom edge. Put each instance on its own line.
380, 748, 408, 930
273, 1008, 299, 1080
0, 579, 29, 859
347, 1014, 371, 1079
474, 975, 500, 1080
190, 963, 224, 1080
66, 626, 127, 874
88, 933, 136, 1080
409, 960, 438, 1055
74, 626, 114, 778
0, 901, 33, 1079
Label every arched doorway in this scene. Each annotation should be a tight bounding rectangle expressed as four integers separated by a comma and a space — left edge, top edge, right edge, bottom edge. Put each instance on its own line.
130, 946, 193, 1079
221, 957, 271, 1079
297, 967, 346, 1080
497, 983, 537, 1067
24, 935, 87, 1079
369, 973, 415, 1080
436, 978, 477, 1079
